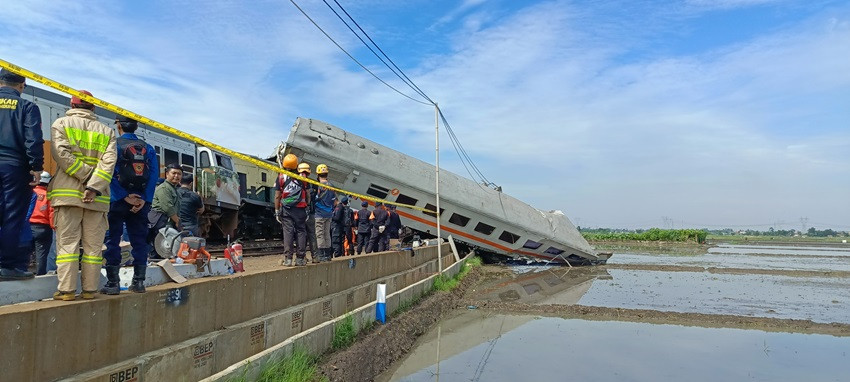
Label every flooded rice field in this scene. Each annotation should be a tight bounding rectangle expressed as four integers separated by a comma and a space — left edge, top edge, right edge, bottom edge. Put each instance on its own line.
380, 244, 850, 382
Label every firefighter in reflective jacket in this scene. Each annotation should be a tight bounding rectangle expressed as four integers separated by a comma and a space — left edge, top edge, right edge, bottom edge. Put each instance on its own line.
49, 90, 117, 301
354, 201, 371, 254
368, 202, 390, 253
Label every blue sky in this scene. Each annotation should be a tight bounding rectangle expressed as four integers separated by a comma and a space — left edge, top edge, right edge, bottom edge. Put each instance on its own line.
2, 0, 848, 230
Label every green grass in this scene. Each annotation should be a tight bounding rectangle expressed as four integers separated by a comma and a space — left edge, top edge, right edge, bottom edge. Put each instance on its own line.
230, 347, 324, 382
432, 255, 481, 292
332, 314, 356, 350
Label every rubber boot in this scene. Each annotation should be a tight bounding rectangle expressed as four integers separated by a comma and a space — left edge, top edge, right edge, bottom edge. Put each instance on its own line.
128, 265, 146, 293
100, 265, 121, 295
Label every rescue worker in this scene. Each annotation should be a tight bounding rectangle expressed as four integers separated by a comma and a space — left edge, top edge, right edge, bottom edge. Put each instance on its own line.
386, 204, 403, 249
331, 196, 351, 257
368, 202, 390, 253
313, 164, 336, 262
0, 69, 43, 280
354, 201, 371, 254
298, 163, 319, 263
49, 90, 117, 300
149, 163, 183, 259
103, 116, 158, 295
344, 198, 355, 256
30, 171, 55, 276
177, 173, 204, 237
275, 154, 308, 266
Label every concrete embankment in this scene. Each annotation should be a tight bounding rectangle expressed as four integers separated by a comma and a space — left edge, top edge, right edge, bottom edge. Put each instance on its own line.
0, 244, 458, 381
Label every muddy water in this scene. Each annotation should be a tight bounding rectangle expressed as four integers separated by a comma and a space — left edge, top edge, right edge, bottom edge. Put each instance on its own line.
380, 311, 850, 382
579, 269, 850, 323
609, 244, 850, 272
379, 244, 850, 381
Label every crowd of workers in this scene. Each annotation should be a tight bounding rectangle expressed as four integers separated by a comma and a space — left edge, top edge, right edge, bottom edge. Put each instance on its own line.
274, 153, 403, 266
0, 69, 403, 301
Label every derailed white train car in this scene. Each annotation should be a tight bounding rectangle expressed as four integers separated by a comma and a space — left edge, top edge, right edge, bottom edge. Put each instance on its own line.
279, 118, 607, 265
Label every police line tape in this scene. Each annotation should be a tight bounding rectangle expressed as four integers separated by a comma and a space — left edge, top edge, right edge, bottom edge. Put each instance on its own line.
0, 58, 434, 213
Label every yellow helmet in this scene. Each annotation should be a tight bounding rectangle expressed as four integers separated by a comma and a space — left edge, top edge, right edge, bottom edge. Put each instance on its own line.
297, 162, 311, 174
281, 153, 298, 170
316, 164, 329, 175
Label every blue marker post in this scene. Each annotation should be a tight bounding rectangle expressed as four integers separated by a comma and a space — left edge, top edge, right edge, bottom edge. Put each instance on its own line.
376, 283, 387, 324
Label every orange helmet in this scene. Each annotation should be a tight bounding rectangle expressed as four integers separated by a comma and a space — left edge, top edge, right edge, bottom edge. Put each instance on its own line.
316, 164, 329, 175
281, 154, 298, 170
297, 162, 311, 174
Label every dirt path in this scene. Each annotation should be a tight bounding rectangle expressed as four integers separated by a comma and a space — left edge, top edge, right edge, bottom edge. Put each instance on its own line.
317, 268, 483, 382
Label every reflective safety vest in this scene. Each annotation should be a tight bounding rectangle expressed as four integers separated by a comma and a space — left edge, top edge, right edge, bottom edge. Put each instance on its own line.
48, 108, 117, 212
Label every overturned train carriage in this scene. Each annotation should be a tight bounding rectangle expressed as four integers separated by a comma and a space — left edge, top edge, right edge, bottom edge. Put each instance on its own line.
278, 118, 606, 265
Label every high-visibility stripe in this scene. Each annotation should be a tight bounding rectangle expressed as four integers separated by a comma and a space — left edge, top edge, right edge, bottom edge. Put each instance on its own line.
72, 152, 99, 165
56, 254, 79, 263
94, 169, 112, 182
65, 159, 83, 176
48, 189, 109, 203
64, 127, 110, 153
81, 255, 103, 264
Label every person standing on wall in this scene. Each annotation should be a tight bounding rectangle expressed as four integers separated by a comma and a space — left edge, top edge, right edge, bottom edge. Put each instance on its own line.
177, 173, 204, 237
386, 204, 403, 250
368, 202, 390, 253
331, 196, 351, 257
30, 171, 55, 276
0, 69, 43, 281
313, 164, 336, 262
102, 116, 158, 295
297, 163, 319, 263
275, 154, 308, 266
354, 201, 371, 255
49, 90, 117, 300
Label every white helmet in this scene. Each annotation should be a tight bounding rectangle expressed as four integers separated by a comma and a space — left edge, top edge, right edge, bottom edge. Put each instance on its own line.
39, 171, 51, 184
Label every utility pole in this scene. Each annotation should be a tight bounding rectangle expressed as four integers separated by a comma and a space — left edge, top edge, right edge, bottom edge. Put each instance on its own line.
435, 104, 442, 274
800, 217, 809, 235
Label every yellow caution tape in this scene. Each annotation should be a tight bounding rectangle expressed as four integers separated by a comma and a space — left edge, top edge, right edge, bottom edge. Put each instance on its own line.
0, 59, 433, 213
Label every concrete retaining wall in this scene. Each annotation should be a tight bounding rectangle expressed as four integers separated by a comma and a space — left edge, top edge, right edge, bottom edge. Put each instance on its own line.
203, 253, 469, 382
0, 244, 454, 381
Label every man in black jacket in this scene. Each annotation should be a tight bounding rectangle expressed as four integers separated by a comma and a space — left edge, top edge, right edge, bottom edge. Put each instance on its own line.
354, 201, 371, 254
368, 202, 390, 253
331, 196, 351, 257
0, 69, 43, 280
386, 205, 402, 249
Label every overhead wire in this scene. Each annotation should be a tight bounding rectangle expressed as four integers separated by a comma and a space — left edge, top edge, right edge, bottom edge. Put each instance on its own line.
293, 0, 498, 188
288, 0, 431, 106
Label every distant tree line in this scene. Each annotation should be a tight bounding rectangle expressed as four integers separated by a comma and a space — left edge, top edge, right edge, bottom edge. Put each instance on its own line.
580, 228, 707, 243
579, 227, 849, 240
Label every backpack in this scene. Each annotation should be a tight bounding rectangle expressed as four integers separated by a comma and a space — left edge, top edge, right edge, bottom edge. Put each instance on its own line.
116, 137, 151, 192
278, 175, 305, 208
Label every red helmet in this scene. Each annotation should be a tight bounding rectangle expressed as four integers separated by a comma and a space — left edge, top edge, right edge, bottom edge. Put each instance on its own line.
70, 90, 94, 108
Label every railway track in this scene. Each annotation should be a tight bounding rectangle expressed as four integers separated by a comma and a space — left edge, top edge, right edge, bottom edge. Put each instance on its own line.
207, 240, 287, 257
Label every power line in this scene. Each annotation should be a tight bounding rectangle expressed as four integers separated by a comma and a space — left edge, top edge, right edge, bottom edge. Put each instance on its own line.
288, 0, 431, 106
292, 0, 498, 188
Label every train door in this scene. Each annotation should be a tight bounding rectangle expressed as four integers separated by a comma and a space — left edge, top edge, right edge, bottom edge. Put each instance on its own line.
197, 147, 240, 239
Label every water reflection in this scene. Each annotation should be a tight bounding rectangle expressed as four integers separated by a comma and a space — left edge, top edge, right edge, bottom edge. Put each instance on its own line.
474, 266, 612, 305
383, 314, 850, 382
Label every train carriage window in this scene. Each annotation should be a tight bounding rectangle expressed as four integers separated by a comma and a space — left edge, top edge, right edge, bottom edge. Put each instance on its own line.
448, 213, 470, 227
474, 222, 496, 235
545, 247, 565, 255
395, 193, 418, 206
238, 173, 248, 198
523, 240, 543, 249
499, 231, 521, 244
215, 154, 233, 170
200, 151, 211, 168
366, 183, 389, 199
164, 148, 179, 168
261, 172, 267, 182
181, 153, 194, 168
422, 203, 445, 218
